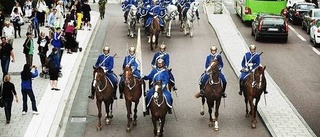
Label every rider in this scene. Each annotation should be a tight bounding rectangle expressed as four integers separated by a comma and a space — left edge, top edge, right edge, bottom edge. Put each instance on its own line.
239, 44, 268, 95
151, 44, 177, 91
122, 0, 138, 23
119, 47, 142, 99
143, 59, 173, 115
196, 46, 227, 98
182, 0, 200, 20
145, 0, 165, 31
88, 46, 119, 100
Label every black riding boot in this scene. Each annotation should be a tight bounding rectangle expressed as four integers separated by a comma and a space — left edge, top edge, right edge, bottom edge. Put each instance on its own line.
88, 81, 95, 100
196, 10, 200, 19
263, 80, 268, 94
124, 11, 128, 23
195, 84, 204, 98
239, 80, 244, 96
144, 97, 150, 116
222, 83, 227, 98
114, 86, 118, 100
119, 82, 124, 99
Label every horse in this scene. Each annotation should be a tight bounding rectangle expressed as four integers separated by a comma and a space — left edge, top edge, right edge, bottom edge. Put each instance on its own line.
149, 81, 169, 137
242, 65, 266, 128
127, 5, 138, 38
199, 59, 223, 131
163, 4, 179, 38
176, 2, 184, 31
121, 66, 144, 132
92, 67, 114, 131
183, 1, 199, 37
148, 16, 161, 51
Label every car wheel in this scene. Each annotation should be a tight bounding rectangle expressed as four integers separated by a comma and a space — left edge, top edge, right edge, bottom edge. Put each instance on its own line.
313, 35, 318, 46
310, 35, 313, 42
282, 37, 288, 43
302, 23, 305, 30
307, 27, 310, 34
251, 29, 254, 36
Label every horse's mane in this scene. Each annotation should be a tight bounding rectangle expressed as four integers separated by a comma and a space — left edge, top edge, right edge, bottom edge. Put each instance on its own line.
151, 17, 161, 31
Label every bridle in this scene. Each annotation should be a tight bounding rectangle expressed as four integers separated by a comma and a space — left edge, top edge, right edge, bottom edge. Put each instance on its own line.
124, 69, 137, 90
153, 82, 164, 107
93, 70, 108, 92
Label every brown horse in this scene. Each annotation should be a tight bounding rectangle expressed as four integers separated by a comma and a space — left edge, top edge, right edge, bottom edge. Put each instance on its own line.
121, 66, 144, 132
150, 81, 168, 137
176, 3, 184, 31
200, 59, 223, 131
92, 67, 114, 131
148, 16, 161, 51
242, 66, 266, 128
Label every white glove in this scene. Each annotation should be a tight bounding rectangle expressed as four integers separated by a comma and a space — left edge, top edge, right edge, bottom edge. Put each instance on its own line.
248, 63, 253, 67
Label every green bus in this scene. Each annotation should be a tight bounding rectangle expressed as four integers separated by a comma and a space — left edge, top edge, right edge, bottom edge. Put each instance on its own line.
234, 0, 287, 22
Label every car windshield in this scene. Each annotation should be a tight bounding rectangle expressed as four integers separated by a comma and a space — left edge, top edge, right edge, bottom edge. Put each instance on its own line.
297, 4, 316, 10
262, 17, 284, 25
314, 11, 320, 17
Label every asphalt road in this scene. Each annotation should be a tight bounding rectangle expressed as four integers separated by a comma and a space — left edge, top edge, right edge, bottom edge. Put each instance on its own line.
224, 0, 320, 136
78, 3, 270, 137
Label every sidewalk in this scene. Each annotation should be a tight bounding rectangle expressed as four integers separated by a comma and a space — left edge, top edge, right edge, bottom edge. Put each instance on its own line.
0, 10, 100, 137
204, 2, 316, 137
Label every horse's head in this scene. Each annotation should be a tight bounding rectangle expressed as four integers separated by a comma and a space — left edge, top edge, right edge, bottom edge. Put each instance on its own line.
207, 59, 219, 74
253, 66, 266, 89
123, 65, 134, 85
93, 67, 106, 87
130, 5, 138, 19
167, 5, 178, 19
153, 81, 163, 99
191, 2, 200, 13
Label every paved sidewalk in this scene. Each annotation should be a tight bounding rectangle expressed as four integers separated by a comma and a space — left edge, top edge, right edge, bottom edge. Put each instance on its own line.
0, 9, 100, 137
204, 2, 316, 137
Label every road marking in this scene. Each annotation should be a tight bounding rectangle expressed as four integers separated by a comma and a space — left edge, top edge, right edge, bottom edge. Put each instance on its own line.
312, 47, 320, 55
289, 25, 307, 41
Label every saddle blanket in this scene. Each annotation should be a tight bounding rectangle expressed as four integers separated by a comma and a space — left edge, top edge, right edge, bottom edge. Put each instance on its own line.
146, 88, 172, 108
145, 17, 164, 28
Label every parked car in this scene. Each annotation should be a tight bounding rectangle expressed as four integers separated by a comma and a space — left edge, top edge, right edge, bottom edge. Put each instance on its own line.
302, 9, 320, 34
287, 2, 316, 25
251, 14, 289, 43
286, 0, 305, 8
309, 19, 320, 46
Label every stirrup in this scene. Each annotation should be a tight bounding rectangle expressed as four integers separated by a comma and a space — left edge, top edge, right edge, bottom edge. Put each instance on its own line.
264, 91, 268, 94
168, 109, 172, 114
119, 93, 123, 99
238, 91, 242, 96
88, 95, 94, 100
222, 92, 227, 98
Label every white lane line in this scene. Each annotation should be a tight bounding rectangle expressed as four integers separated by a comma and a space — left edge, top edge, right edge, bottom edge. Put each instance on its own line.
312, 47, 320, 55
289, 25, 307, 41
297, 35, 307, 41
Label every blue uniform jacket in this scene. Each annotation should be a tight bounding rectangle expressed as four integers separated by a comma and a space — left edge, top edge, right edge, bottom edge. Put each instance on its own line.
95, 54, 114, 73
122, 0, 138, 11
144, 68, 169, 88
151, 51, 170, 68
205, 53, 223, 70
241, 52, 260, 71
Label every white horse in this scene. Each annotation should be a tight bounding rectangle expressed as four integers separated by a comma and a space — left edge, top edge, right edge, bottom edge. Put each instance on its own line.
183, 2, 199, 37
127, 5, 138, 38
163, 4, 179, 38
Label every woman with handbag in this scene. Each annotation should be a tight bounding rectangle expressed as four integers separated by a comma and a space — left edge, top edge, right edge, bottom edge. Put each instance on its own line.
10, 7, 23, 38
1, 75, 18, 124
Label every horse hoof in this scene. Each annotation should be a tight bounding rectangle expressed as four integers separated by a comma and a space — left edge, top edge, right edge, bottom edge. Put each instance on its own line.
96, 126, 102, 131
190, 35, 193, 38
126, 127, 131, 132
214, 128, 219, 131
209, 123, 213, 127
133, 121, 137, 126
251, 123, 256, 128
105, 119, 110, 125
245, 114, 249, 117
200, 111, 204, 115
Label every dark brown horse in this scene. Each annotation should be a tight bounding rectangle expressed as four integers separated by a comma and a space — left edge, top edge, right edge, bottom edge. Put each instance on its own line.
92, 67, 114, 131
200, 59, 223, 131
121, 66, 144, 132
176, 3, 184, 31
150, 81, 168, 137
242, 66, 266, 128
148, 16, 161, 51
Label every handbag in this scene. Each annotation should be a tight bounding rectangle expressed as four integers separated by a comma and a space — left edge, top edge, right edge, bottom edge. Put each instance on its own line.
0, 83, 4, 108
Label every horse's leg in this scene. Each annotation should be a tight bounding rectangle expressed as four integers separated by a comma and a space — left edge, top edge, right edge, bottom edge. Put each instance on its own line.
207, 101, 213, 127
160, 117, 166, 137
127, 22, 130, 37
96, 100, 102, 130
252, 97, 260, 128
190, 21, 193, 37
214, 100, 221, 131
183, 20, 187, 36
167, 20, 172, 38
126, 100, 132, 132
133, 101, 139, 126
245, 94, 249, 117
149, 34, 153, 50
104, 100, 111, 125
152, 117, 157, 136
155, 33, 159, 49
200, 97, 205, 115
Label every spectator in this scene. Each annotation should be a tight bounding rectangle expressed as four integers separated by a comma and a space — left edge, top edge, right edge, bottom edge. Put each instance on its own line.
24, 0, 33, 19
10, 7, 22, 38
31, 8, 40, 38
0, 37, 15, 80
47, 48, 60, 91
47, 8, 57, 28
81, 0, 91, 30
1, 74, 18, 124
37, 31, 50, 71
75, 0, 83, 30
36, 0, 48, 26
21, 64, 39, 115
11, 2, 23, 17
0, 10, 5, 37
23, 32, 34, 67
2, 21, 15, 46
52, 27, 63, 64
55, 1, 65, 28
64, 22, 76, 54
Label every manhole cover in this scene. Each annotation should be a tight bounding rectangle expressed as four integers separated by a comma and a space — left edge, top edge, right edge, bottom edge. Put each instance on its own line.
71, 117, 86, 123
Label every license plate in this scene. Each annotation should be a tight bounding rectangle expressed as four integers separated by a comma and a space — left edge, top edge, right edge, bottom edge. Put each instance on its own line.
268, 28, 278, 31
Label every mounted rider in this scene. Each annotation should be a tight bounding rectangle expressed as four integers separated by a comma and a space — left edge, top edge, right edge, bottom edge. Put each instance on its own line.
182, 0, 200, 20
160, 0, 173, 7
239, 44, 268, 95
143, 59, 173, 115
88, 46, 119, 100
119, 47, 142, 99
196, 46, 227, 98
151, 44, 177, 91
144, 0, 166, 31
122, 0, 138, 23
